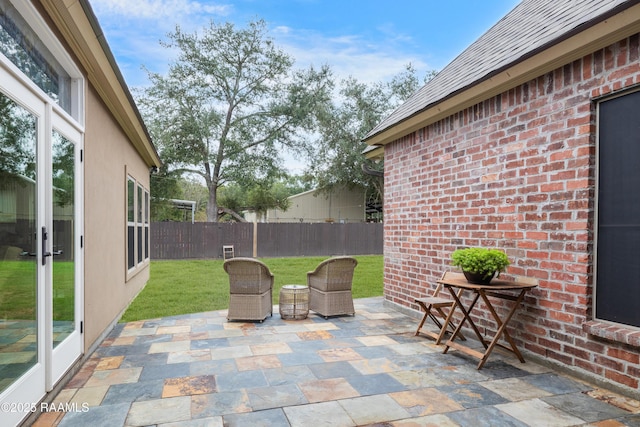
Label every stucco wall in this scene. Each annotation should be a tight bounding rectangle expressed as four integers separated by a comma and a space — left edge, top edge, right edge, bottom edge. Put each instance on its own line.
83, 84, 150, 351
384, 34, 640, 394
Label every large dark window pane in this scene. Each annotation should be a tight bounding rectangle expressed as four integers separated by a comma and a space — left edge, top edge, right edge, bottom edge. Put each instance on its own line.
137, 227, 142, 264
596, 91, 640, 328
127, 226, 135, 269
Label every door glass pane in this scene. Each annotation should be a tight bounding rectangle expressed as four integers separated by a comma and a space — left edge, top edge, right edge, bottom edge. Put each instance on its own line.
0, 91, 38, 393
52, 130, 74, 347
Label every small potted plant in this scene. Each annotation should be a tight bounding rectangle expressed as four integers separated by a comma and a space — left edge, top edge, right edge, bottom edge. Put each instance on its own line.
451, 247, 510, 285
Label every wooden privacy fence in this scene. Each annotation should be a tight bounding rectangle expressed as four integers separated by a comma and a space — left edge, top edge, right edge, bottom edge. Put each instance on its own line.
151, 222, 383, 259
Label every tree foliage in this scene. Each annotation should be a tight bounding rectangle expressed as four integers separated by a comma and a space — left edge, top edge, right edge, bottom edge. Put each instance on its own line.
150, 170, 211, 222
0, 93, 36, 188
307, 65, 436, 209
52, 133, 75, 208
137, 20, 333, 222
149, 168, 182, 221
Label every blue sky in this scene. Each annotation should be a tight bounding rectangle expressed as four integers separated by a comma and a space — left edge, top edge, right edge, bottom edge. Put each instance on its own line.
90, 0, 521, 88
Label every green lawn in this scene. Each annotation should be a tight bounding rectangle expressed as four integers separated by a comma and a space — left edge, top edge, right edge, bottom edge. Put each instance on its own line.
120, 255, 383, 322
0, 260, 74, 321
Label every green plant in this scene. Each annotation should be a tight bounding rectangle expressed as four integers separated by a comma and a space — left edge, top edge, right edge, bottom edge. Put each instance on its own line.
451, 248, 510, 281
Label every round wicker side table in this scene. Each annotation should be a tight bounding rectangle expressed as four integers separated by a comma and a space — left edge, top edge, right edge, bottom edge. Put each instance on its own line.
279, 285, 310, 320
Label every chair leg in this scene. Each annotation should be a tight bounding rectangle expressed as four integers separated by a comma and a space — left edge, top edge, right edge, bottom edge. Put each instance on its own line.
415, 301, 429, 336
428, 312, 444, 329
416, 304, 445, 341
415, 302, 467, 344
434, 307, 466, 342
415, 313, 429, 335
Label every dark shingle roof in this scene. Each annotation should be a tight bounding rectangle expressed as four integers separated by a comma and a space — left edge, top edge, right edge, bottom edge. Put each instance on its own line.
364, 0, 635, 141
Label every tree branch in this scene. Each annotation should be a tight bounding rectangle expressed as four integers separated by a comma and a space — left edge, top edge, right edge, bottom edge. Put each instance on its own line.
217, 207, 247, 222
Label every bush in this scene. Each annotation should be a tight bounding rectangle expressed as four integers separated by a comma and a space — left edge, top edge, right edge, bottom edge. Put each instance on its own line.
451, 247, 510, 280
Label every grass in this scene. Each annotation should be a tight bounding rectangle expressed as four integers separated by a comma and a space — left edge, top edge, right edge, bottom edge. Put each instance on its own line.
120, 255, 383, 322
0, 260, 74, 321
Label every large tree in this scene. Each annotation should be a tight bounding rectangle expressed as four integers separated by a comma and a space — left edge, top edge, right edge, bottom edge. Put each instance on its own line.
308, 65, 435, 212
138, 20, 333, 221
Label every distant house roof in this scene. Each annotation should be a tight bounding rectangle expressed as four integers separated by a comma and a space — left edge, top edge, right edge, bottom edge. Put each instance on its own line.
363, 0, 639, 146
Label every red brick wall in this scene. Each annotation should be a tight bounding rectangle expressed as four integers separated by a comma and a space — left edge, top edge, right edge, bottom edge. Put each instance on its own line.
383, 34, 640, 393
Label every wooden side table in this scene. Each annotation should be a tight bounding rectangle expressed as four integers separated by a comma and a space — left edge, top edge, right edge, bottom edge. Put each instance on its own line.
438, 275, 537, 369
279, 285, 309, 320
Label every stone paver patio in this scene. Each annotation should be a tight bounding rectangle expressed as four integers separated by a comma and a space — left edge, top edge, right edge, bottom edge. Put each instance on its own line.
33, 297, 640, 426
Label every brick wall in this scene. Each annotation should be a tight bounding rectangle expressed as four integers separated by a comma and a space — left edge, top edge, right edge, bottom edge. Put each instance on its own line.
383, 34, 640, 393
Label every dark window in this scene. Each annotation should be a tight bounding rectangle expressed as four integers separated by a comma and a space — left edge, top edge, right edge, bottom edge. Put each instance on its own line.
127, 226, 135, 269
127, 177, 135, 269
596, 90, 640, 328
144, 189, 149, 260
137, 227, 142, 264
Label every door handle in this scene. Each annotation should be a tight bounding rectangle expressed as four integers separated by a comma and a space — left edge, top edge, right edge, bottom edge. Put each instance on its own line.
42, 226, 51, 265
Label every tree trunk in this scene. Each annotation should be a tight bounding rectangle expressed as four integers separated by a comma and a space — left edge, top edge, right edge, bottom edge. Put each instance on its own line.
207, 183, 218, 222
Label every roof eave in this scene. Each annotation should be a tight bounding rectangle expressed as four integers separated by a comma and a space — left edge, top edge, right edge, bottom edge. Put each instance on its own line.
363, 145, 384, 160
39, 0, 161, 168
364, 2, 640, 147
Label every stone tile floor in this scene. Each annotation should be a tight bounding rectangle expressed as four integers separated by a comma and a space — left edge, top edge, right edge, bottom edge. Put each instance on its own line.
33, 297, 640, 426
0, 321, 71, 392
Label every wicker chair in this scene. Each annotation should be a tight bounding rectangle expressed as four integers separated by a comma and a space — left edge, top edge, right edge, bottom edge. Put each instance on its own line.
223, 257, 274, 322
307, 256, 358, 318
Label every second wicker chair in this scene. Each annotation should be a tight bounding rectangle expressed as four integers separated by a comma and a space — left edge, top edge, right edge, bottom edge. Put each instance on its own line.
307, 256, 358, 318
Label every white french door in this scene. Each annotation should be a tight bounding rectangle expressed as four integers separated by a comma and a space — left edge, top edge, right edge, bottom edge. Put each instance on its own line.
0, 65, 83, 426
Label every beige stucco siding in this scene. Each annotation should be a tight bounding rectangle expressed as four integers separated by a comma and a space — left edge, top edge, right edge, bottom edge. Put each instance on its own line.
83, 84, 150, 350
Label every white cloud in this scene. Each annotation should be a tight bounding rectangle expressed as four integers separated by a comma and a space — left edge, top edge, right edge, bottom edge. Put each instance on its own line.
272, 26, 292, 35
92, 1, 434, 87
91, 0, 235, 86
275, 29, 432, 85
90, 0, 231, 20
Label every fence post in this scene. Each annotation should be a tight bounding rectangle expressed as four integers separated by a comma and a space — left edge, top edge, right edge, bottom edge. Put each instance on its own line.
253, 222, 258, 258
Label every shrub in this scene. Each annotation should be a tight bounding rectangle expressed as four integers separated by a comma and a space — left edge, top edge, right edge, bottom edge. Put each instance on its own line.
451, 247, 510, 280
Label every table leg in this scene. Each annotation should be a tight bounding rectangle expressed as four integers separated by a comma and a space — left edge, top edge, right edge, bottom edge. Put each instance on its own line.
443, 288, 484, 354
476, 289, 527, 369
